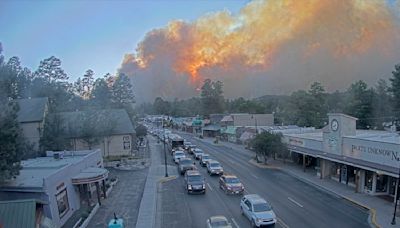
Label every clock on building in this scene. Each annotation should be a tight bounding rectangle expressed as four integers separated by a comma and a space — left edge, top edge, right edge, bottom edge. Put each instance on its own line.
331, 119, 339, 131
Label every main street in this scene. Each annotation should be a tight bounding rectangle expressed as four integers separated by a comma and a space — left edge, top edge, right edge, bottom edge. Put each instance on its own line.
158, 132, 370, 228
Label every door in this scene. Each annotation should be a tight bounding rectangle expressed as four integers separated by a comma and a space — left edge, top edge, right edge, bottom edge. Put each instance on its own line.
244, 200, 252, 219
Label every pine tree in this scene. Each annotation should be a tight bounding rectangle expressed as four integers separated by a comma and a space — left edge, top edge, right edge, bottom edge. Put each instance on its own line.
112, 73, 135, 106
0, 101, 30, 181
81, 69, 95, 99
389, 64, 400, 128
33, 56, 68, 82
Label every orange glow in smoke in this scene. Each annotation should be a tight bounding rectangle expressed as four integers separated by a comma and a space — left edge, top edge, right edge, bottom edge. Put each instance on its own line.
123, 0, 399, 84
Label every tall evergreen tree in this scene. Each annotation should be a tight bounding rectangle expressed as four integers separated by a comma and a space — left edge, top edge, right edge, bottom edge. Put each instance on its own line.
40, 113, 71, 152
200, 79, 224, 116
91, 78, 113, 108
372, 79, 392, 129
112, 73, 135, 106
344, 80, 374, 129
0, 100, 31, 181
33, 56, 68, 82
389, 64, 400, 128
82, 69, 95, 99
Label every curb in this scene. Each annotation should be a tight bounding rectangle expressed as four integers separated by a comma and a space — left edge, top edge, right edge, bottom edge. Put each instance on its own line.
248, 159, 282, 170
281, 168, 381, 228
159, 176, 177, 183
79, 203, 100, 228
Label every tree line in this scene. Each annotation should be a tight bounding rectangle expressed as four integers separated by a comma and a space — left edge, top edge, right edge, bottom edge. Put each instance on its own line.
139, 64, 400, 130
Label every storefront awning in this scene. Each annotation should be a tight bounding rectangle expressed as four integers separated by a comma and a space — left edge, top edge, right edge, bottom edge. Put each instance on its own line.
72, 167, 109, 185
288, 145, 399, 177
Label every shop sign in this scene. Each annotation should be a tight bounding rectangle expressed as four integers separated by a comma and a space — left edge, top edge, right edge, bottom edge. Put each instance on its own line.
348, 144, 400, 167
289, 138, 305, 147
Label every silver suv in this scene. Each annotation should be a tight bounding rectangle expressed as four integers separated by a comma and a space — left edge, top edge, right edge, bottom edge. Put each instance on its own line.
206, 160, 223, 175
240, 194, 276, 227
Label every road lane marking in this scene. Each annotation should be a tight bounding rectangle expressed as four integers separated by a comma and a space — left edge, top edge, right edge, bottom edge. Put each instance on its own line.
288, 197, 303, 208
251, 174, 259, 179
231, 218, 240, 228
244, 189, 249, 194
228, 159, 235, 164
207, 183, 213, 191
277, 218, 289, 228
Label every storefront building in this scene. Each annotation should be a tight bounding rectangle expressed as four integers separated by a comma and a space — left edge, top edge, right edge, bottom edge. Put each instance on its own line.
283, 113, 400, 202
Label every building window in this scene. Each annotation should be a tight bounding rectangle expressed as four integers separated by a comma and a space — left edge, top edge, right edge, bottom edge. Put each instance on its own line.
365, 171, 373, 191
56, 189, 69, 218
124, 141, 131, 150
376, 175, 388, 193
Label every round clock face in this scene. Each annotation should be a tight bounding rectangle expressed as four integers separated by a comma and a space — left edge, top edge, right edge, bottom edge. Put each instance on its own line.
331, 119, 339, 131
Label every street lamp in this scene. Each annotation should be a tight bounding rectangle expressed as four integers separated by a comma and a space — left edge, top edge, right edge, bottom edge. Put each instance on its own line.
162, 117, 169, 177
251, 115, 258, 135
392, 166, 400, 225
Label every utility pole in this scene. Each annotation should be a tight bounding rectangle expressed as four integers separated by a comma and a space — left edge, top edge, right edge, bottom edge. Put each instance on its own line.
163, 117, 168, 177
391, 166, 400, 225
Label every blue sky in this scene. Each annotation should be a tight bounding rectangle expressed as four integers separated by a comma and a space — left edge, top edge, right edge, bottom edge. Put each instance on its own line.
0, 0, 248, 81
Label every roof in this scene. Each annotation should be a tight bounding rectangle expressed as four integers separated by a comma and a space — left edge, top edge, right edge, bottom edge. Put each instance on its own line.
203, 124, 221, 131
58, 109, 135, 138
346, 130, 400, 144
0, 199, 45, 228
209, 215, 229, 223
285, 129, 400, 144
221, 115, 233, 122
16, 97, 48, 123
223, 126, 237, 135
0, 150, 98, 189
239, 131, 255, 141
245, 194, 267, 203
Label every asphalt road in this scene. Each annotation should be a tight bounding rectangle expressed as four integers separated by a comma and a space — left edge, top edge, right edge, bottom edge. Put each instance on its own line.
159, 131, 370, 228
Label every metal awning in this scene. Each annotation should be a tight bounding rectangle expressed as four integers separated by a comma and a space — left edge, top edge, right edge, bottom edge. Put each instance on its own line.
72, 167, 109, 185
288, 145, 399, 177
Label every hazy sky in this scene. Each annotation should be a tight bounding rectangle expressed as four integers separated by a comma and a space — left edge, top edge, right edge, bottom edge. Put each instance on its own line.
0, 0, 247, 81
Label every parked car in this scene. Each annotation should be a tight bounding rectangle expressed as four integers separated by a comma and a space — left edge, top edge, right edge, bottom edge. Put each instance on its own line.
240, 194, 276, 227
219, 174, 244, 194
200, 154, 211, 167
178, 158, 196, 175
173, 151, 186, 163
206, 216, 232, 228
193, 149, 204, 160
184, 170, 206, 194
207, 160, 224, 175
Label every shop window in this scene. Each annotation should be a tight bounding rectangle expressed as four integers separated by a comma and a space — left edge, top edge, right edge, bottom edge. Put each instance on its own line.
347, 167, 356, 184
330, 163, 340, 180
56, 189, 69, 218
376, 175, 388, 193
365, 171, 373, 191
124, 142, 131, 150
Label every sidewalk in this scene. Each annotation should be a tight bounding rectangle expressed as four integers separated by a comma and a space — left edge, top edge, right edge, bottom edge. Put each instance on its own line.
194, 135, 400, 228
135, 136, 177, 228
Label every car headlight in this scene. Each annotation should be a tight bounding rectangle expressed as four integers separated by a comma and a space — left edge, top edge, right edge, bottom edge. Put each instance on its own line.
188, 185, 192, 190
202, 184, 206, 189
227, 186, 232, 190
256, 218, 262, 223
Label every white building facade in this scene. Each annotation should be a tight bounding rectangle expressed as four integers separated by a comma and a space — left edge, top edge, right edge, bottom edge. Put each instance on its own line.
0, 150, 108, 227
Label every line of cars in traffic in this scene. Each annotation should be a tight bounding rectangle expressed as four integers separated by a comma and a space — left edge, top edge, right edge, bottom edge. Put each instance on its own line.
173, 140, 247, 195
148, 127, 277, 227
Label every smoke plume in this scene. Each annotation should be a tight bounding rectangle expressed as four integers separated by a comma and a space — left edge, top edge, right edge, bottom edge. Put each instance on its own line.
119, 0, 400, 102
